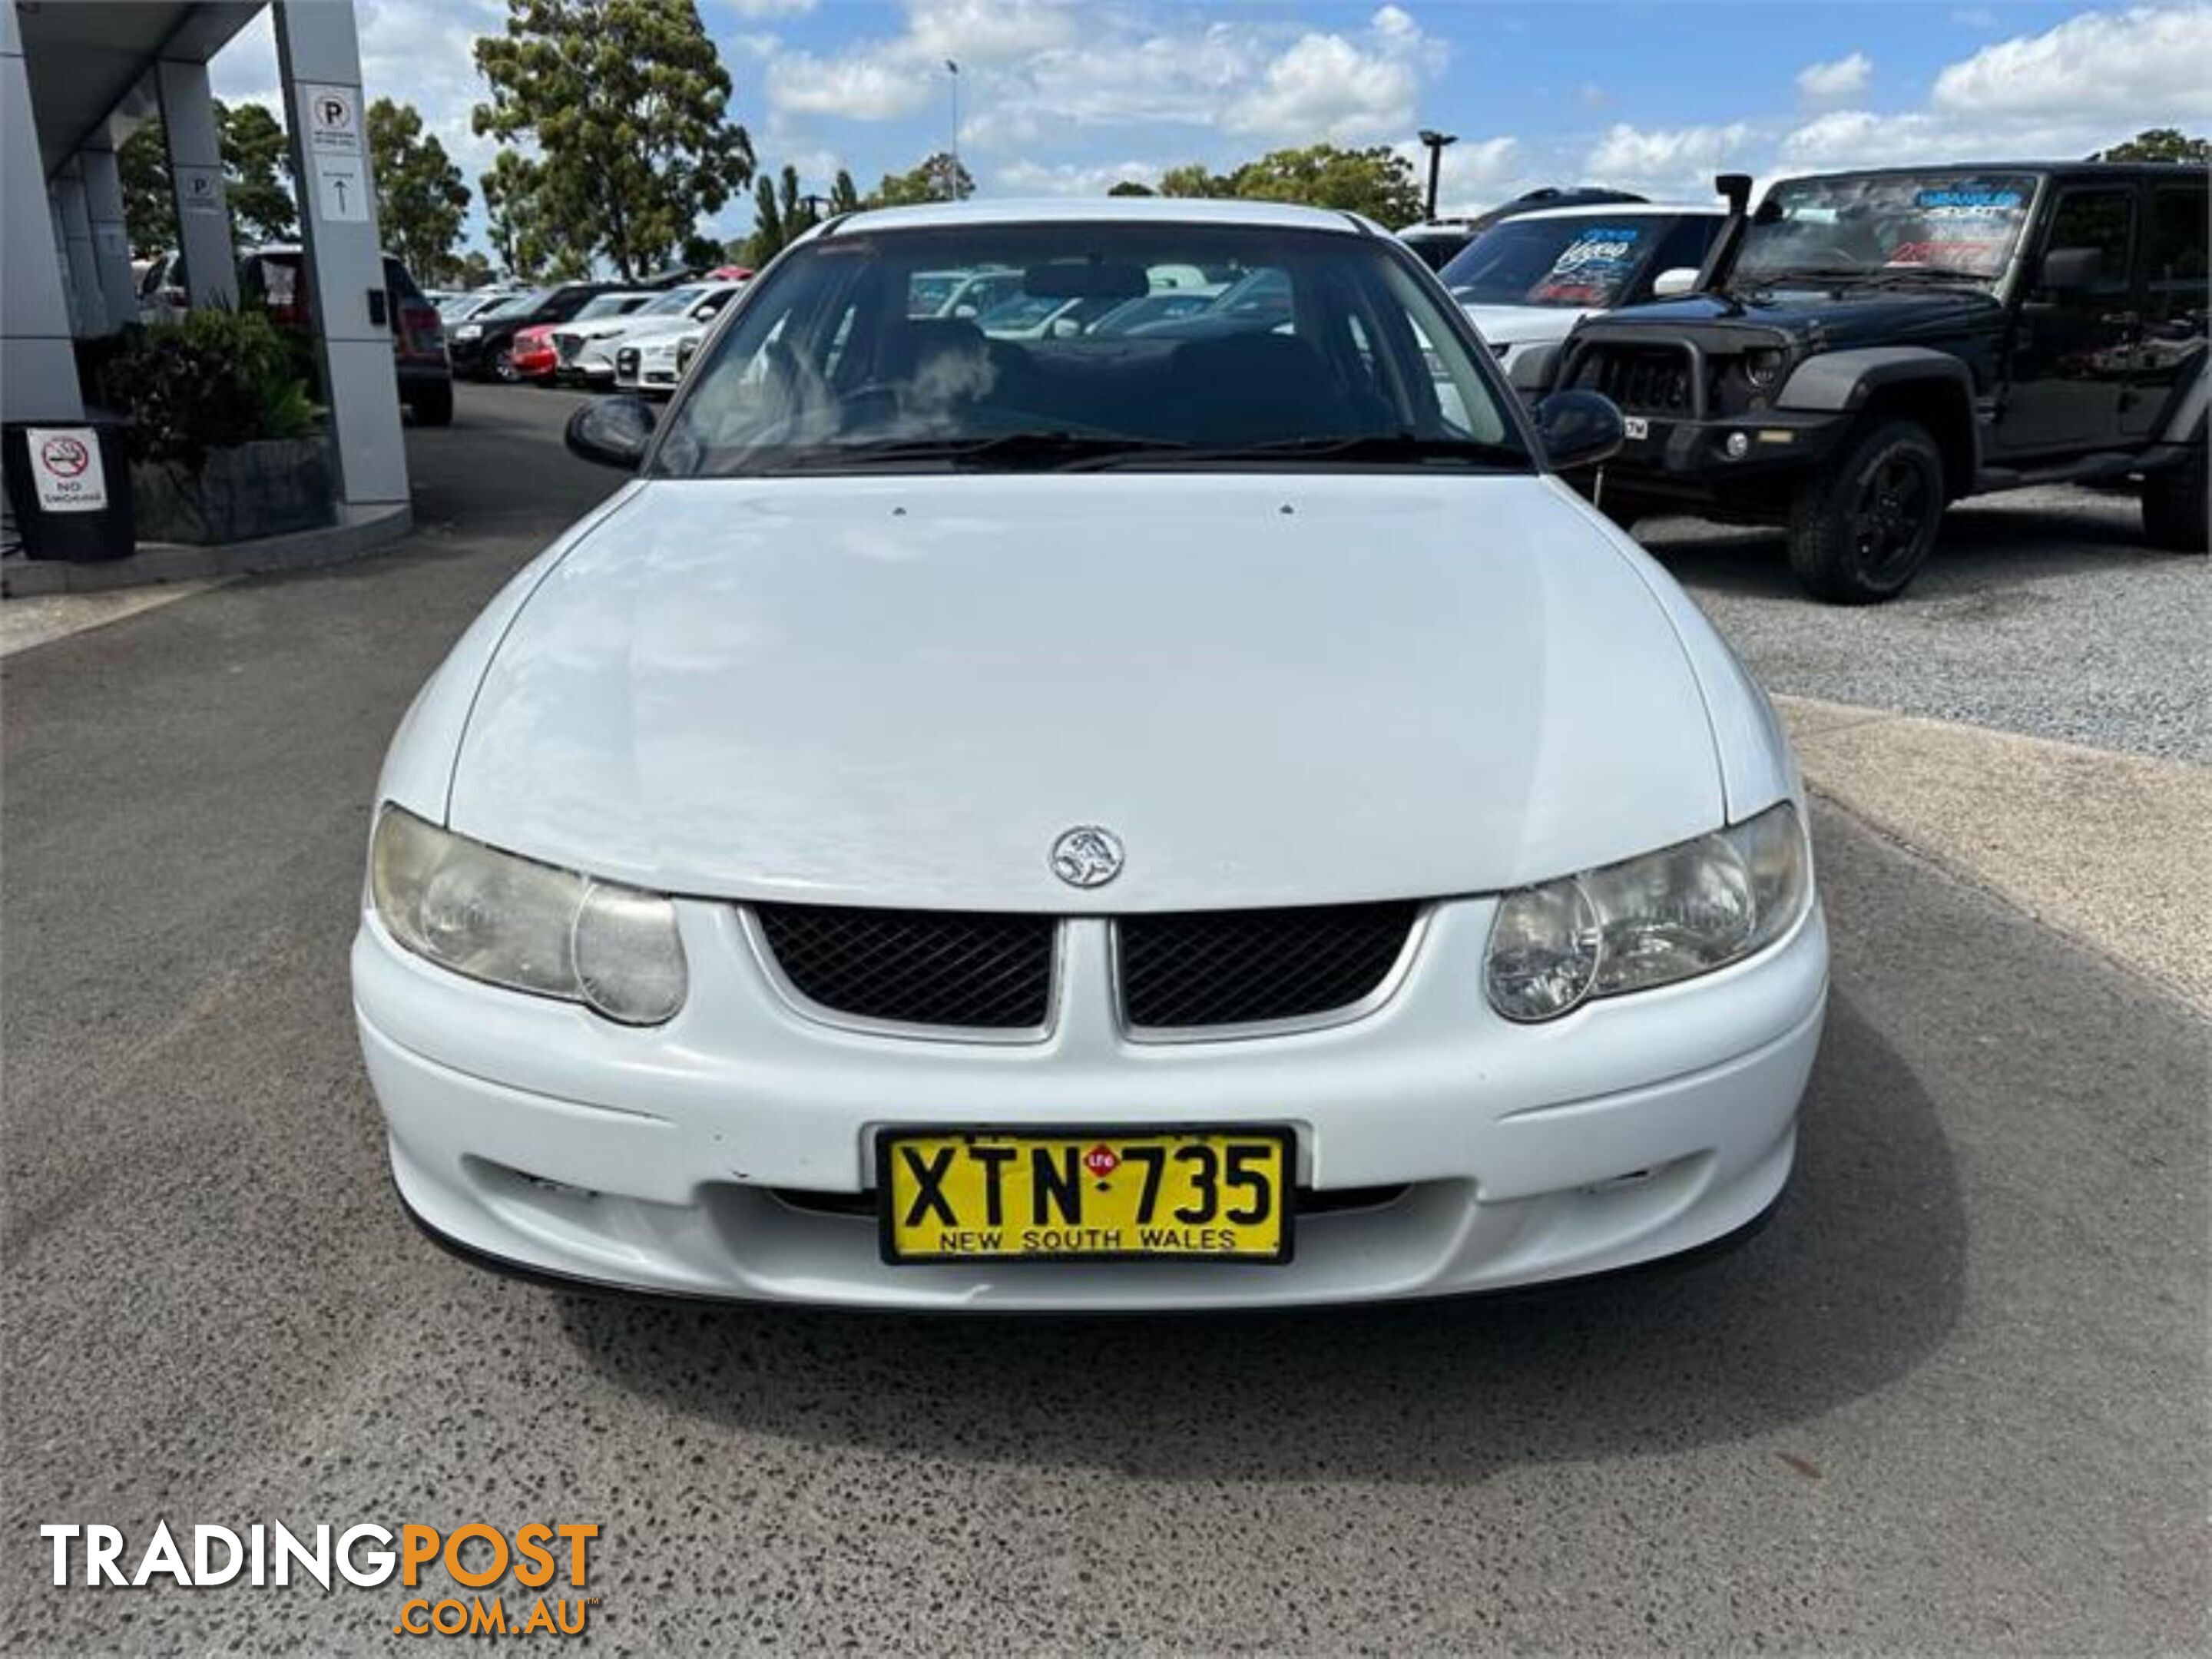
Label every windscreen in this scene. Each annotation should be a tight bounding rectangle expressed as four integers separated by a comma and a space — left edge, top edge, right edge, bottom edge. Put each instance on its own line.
1734, 172, 2038, 285
656, 220, 1525, 478
1442, 217, 1663, 307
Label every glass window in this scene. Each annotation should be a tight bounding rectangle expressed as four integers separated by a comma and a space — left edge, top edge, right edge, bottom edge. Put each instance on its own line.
1734, 172, 2038, 285
1442, 216, 1671, 308
2148, 188, 2207, 283
2044, 189, 2134, 292
654, 221, 1525, 478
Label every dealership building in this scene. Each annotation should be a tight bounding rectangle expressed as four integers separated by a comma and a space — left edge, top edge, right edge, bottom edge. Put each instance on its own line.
2, 0, 409, 562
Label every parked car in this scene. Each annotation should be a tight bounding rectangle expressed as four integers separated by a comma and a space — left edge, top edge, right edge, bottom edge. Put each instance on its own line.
1442, 203, 1726, 372
550, 281, 744, 386
1539, 162, 2210, 599
448, 282, 613, 380
506, 323, 561, 384
611, 323, 707, 396
1086, 286, 1227, 335
1397, 187, 1654, 271
237, 243, 454, 426
354, 197, 1826, 1310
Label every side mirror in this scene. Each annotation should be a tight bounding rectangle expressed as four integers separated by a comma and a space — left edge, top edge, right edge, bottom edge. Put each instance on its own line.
565, 395, 657, 471
1534, 389, 1624, 472
1651, 267, 1699, 298
2036, 246, 2103, 293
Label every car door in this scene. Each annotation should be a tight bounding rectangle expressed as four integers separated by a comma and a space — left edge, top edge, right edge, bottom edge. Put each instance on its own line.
2125, 178, 2208, 441
2001, 182, 2139, 454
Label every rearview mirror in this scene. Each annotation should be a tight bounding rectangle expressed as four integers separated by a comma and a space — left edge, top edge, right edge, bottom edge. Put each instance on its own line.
565, 395, 657, 471
1651, 267, 1699, 298
1022, 261, 1150, 300
1534, 389, 1624, 472
2037, 246, 2103, 293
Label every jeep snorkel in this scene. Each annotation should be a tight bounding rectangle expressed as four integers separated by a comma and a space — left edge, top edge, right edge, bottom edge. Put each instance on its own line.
1696, 173, 1757, 293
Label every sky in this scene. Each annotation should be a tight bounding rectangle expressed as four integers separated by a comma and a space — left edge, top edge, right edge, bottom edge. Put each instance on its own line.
210, 0, 2212, 255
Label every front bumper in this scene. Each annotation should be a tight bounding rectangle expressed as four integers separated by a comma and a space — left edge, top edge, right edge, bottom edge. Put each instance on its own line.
353, 892, 1827, 1310
1600, 408, 1849, 493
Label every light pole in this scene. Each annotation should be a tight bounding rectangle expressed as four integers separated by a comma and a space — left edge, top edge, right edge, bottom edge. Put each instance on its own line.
945, 59, 962, 200
1417, 129, 1457, 221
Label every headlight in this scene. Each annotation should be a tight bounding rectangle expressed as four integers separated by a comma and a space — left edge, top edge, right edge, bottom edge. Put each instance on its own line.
369, 806, 687, 1025
455, 323, 482, 340
1484, 800, 1810, 1023
1743, 347, 1786, 389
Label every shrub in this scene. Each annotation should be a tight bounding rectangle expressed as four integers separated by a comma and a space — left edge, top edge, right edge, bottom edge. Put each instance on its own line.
99, 307, 321, 467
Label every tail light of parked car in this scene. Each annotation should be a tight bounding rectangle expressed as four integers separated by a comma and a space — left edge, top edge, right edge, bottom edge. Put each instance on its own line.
397, 301, 445, 361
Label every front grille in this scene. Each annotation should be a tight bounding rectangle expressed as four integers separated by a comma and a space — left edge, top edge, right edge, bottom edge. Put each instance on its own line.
1118, 902, 1419, 1031
755, 904, 1055, 1031
1574, 345, 1701, 415
615, 346, 641, 379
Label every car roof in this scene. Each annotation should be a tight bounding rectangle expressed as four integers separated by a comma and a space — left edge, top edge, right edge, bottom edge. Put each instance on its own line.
828, 197, 1370, 237
1777, 161, 2207, 181
1503, 201, 1723, 222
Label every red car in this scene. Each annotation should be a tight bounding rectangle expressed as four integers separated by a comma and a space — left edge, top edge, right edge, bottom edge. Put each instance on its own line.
506, 323, 560, 384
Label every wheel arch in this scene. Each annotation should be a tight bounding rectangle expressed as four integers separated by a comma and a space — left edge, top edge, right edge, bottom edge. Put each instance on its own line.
1777, 349, 1979, 498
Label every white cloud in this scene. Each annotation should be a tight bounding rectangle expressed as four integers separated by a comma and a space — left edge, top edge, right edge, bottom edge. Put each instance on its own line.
994, 158, 1161, 194
1796, 51, 1872, 102
907, 0, 1081, 66
1932, 4, 2212, 118
771, 51, 936, 121
1224, 27, 1421, 141
1584, 121, 1755, 194
765, 2, 1442, 151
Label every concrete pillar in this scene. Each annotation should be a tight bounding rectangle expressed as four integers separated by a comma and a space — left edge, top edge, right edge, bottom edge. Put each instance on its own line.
274, 0, 406, 508
53, 163, 109, 337
2, 0, 81, 425
156, 56, 237, 310
80, 144, 140, 332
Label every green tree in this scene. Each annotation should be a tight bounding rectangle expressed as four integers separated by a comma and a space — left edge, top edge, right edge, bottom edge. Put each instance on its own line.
472, 0, 754, 281
454, 250, 495, 287
1224, 144, 1422, 224
220, 101, 296, 244
119, 124, 175, 257
367, 98, 470, 283
1108, 180, 1156, 197
115, 101, 296, 257
870, 152, 973, 207
829, 167, 863, 215
2091, 127, 2211, 164
742, 164, 821, 266
1158, 163, 1231, 198
479, 150, 586, 280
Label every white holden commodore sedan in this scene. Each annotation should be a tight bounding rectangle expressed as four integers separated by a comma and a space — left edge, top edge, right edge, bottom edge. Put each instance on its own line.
353, 198, 1827, 1310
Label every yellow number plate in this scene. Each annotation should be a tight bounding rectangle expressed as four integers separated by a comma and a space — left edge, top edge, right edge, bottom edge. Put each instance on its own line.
877, 1128, 1294, 1263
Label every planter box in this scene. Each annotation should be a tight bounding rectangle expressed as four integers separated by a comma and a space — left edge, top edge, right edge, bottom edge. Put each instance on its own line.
131, 437, 334, 545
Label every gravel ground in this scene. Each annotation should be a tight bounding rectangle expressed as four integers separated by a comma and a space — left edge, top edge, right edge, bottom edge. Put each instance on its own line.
1641, 485, 2211, 763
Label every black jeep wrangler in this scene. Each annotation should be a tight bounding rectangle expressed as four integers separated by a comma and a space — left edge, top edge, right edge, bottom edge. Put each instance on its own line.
1525, 163, 2208, 601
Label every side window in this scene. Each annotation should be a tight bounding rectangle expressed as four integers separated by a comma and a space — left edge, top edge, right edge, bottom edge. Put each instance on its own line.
694, 290, 734, 320
2147, 188, 2208, 285
2044, 189, 2134, 293
1647, 216, 1720, 286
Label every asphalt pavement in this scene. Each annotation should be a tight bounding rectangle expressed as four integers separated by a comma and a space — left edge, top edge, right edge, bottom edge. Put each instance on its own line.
2, 383, 2205, 1655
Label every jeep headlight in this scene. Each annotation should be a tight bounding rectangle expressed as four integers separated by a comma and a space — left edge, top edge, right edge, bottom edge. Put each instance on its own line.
1484, 801, 1810, 1022
369, 806, 687, 1025
455, 323, 482, 341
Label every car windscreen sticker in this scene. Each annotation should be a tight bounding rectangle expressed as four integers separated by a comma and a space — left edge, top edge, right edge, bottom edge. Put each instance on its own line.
1529, 227, 1644, 304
